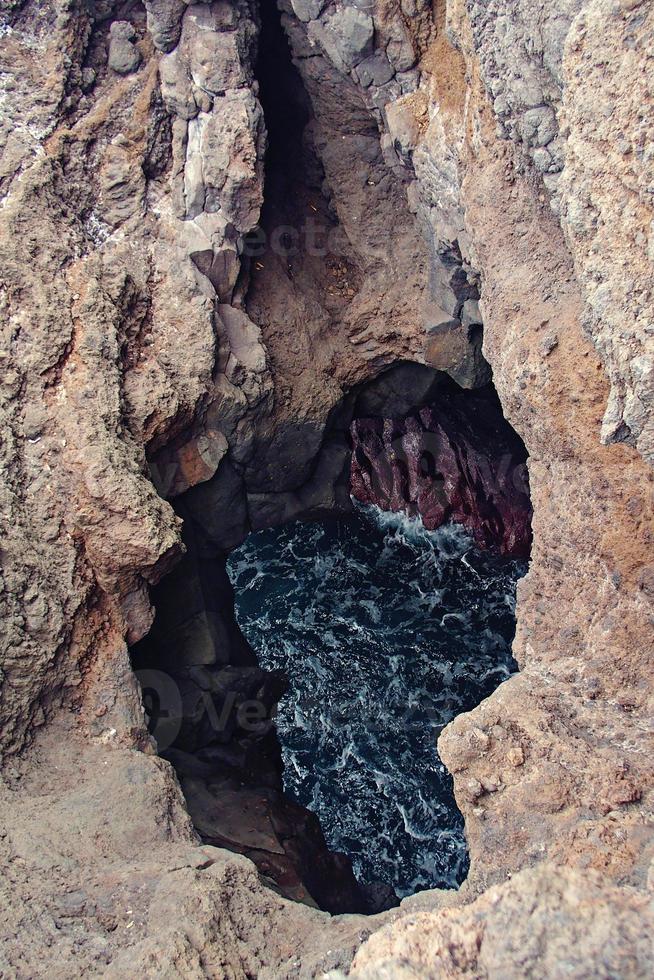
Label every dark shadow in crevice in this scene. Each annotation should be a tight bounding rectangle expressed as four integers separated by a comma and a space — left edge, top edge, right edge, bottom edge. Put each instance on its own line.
241, 0, 364, 336
131, 361, 531, 911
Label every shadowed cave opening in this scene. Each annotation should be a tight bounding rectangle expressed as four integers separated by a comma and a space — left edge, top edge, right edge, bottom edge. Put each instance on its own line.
131, 2, 533, 916
132, 363, 532, 913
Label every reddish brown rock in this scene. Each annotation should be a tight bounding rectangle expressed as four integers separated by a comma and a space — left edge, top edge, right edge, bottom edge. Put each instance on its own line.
350, 386, 533, 557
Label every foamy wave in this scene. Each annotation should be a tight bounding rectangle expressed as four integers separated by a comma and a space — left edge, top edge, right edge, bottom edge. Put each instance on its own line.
227, 503, 525, 896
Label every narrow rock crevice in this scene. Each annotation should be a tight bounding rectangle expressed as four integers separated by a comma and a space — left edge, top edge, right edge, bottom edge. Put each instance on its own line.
132, 357, 532, 912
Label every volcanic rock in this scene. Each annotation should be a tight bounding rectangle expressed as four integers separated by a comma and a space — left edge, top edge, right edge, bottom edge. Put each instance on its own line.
108, 22, 142, 75
351, 385, 532, 557
0, 0, 652, 975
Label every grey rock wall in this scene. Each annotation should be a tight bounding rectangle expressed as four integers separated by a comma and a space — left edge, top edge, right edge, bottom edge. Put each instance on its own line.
557, 0, 654, 463
460, 0, 584, 188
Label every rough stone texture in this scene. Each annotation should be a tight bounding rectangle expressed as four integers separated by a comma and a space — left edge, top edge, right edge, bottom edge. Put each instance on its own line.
0, 0, 653, 975
348, 865, 654, 979
431, 4, 654, 910
108, 21, 142, 75
456, 0, 585, 182
0, 0, 267, 760
0, 727, 394, 978
308, 7, 375, 71
350, 384, 533, 557
144, 0, 187, 53
449, 0, 654, 465
557, 0, 654, 465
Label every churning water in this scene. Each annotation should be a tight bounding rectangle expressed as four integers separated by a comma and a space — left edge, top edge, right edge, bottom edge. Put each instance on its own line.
227, 504, 526, 897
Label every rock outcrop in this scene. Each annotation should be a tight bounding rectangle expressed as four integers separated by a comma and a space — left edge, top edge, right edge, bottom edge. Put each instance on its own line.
346, 864, 654, 980
350, 382, 532, 557
0, 0, 652, 976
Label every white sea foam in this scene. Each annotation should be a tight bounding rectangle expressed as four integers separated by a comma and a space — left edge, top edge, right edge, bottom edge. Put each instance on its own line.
227, 503, 526, 896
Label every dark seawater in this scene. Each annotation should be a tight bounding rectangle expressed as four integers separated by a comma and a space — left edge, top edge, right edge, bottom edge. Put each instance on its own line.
226, 504, 526, 897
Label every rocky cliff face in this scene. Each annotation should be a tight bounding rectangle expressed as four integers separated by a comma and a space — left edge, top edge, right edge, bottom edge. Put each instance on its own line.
350, 381, 532, 557
0, 0, 653, 976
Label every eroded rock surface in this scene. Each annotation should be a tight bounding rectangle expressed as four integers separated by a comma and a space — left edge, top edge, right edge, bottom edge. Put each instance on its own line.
346, 864, 654, 979
0, 0, 653, 976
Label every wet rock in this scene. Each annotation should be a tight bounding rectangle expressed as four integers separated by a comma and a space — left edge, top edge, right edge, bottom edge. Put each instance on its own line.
181, 777, 287, 853
247, 433, 352, 530
134, 540, 256, 673
361, 880, 400, 914
178, 756, 370, 913
350, 383, 532, 557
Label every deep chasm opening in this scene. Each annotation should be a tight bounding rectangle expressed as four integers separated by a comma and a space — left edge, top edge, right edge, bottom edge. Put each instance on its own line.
226, 507, 527, 898
133, 365, 532, 912
224, 371, 531, 898
131, 0, 534, 910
